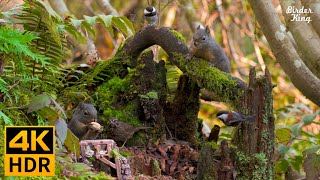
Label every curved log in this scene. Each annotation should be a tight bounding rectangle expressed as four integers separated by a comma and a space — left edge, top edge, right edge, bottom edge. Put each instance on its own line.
121, 25, 247, 106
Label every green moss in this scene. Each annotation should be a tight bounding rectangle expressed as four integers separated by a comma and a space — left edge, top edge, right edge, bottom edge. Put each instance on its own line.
236, 151, 269, 180
151, 159, 161, 176
110, 150, 120, 158
169, 29, 186, 44
207, 141, 219, 149
173, 53, 242, 105
236, 151, 250, 164
103, 108, 139, 126
98, 77, 129, 96
126, 131, 149, 146
139, 91, 159, 99
119, 150, 132, 157
96, 75, 140, 125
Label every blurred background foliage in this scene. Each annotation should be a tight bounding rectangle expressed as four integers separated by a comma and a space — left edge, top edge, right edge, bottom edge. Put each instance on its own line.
0, 0, 319, 179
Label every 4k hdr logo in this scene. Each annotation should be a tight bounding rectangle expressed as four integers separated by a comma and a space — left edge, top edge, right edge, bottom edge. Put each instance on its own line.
5, 126, 55, 176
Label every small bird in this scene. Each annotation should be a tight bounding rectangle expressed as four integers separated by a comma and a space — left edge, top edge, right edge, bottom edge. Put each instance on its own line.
108, 117, 152, 146
144, 6, 158, 25
216, 110, 256, 126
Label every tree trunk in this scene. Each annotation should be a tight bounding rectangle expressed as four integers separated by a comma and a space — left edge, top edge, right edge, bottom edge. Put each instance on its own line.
232, 67, 274, 179
248, 0, 320, 106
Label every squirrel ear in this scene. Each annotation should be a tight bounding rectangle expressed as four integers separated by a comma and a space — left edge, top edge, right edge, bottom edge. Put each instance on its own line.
205, 26, 210, 34
78, 101, 85, 109
197, 25, 201, 30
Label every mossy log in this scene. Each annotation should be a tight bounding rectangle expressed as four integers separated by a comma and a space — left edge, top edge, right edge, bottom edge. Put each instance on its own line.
121, 25, 247, 107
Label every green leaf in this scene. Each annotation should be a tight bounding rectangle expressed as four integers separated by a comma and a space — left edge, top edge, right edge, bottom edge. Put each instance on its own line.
36, 0, 62, 21
119, 16, 134, 36
112, 16, 128, 37
84, 15, 98, 26
81, 20, 95, 37
0, 111, 13, 125
27, 93, 51, 113
278, 144, 289, 157
97, 15, 114, 36
37, 106, 58, 125
275, 128, 292, 144
54, 118, 68, 144
303, 146, 320, 156
51, 98, 67, 119
70, 19, 83, 28
289, 155, 304, 171
275, 158, 289, 173
303, 113, 317, 125
64, 24, 86, 43
64, 129, 80, 157
290, 123, 303, 137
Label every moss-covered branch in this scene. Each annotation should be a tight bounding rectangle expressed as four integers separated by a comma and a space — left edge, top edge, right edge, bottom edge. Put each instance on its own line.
121, 25, 246, 105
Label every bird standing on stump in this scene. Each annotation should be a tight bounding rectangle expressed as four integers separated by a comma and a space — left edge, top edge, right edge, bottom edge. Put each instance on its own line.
216, 110, 256, 126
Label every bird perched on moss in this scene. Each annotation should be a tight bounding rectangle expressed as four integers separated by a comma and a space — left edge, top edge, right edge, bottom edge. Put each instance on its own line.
144, 6, 158, 25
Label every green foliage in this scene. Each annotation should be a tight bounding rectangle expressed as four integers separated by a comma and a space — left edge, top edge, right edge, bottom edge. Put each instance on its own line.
0, 28, 49, 64
72, 15, 134, 38
54, 147, 113, 179
274, 103, 320, 178
64, 56, 125, 94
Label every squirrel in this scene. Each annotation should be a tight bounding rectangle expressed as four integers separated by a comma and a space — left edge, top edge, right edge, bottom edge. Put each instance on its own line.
68, 102, 102, 140
190, 25, 231, 73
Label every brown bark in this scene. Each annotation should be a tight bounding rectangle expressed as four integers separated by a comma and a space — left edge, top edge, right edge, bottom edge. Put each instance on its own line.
218, 140, 234, 180
96, 0, 119, 16
164, 75, 200, 145
280, 0, 320, 79
233, 67, 274, 179
301, 0, 320, 36
137, 51, 167, 140
248, 0, 320, 107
